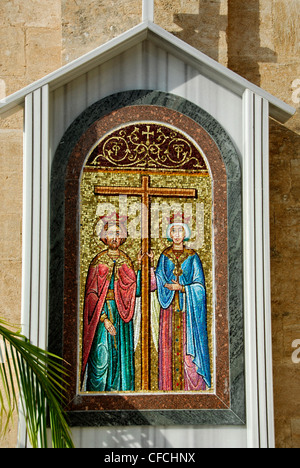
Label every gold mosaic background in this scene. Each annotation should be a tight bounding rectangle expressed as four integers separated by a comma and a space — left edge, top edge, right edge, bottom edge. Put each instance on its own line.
79, 169, 214, 393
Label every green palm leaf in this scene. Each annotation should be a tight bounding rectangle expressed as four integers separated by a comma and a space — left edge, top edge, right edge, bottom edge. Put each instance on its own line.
0, 318, 74, 448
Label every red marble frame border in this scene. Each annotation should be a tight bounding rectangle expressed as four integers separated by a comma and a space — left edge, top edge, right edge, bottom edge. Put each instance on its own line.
63, 105, 229, 412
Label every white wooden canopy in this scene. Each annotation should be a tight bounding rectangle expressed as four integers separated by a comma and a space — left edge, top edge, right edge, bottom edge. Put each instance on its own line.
0, 20, 295, 123
0, 11, 295, 448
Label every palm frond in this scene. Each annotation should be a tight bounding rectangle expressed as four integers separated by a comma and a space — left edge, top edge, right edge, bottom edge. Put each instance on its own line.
0, 318, 74, 448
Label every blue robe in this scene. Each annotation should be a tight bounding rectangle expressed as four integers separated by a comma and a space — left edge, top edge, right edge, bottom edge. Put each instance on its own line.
155, 248, 211, 388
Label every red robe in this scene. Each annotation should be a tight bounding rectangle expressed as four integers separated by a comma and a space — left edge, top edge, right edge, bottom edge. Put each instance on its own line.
81, 250, 137, 383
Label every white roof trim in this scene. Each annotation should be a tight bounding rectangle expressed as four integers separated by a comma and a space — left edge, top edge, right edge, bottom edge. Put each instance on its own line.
0, 20, 295, 122
142, 0, 154, 22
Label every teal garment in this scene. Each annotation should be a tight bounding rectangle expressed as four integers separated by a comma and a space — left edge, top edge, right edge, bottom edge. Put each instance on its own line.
86, 265, 135, 392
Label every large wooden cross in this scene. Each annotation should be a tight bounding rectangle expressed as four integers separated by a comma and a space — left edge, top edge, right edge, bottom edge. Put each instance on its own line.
94, 175, 197, 390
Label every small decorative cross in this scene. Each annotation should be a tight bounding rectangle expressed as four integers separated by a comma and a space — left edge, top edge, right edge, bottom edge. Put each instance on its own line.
142, 125, 155, 145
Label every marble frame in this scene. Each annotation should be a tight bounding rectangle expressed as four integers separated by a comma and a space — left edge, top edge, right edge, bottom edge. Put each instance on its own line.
49, 90, 245, 426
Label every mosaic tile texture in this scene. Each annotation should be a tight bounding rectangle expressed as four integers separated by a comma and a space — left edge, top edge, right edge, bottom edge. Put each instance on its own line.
80, 169, 214, 394
49, 90, 244, 426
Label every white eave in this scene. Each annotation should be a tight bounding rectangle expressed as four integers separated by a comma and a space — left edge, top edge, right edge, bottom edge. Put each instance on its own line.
0, 21, 295, 123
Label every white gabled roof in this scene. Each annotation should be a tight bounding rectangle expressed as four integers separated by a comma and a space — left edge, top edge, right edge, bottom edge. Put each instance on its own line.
0, 20, 295, 122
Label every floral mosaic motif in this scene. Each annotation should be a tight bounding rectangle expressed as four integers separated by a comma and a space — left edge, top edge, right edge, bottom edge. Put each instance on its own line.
85, 123, 208, 171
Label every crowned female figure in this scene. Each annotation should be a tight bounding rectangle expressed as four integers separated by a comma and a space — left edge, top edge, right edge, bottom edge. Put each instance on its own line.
153, 212, 211, 391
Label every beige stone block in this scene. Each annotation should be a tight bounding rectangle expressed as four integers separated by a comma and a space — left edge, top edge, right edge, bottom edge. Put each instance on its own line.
0, 417, 18, 448
269, 118, 300, 164
62, 0, 142, 63
271, 258, 300, 307
0, 108, 23, 132
291, 419, 300, 448
273, 224, 300, 260
155, 0, 201, 32
271, 314, 284, 364
228, 0, 263, 58
269, 158, 291, 205
260, 63, 300, 109
259, 0, 275, 51
272, 203, 300, 229
274, 417, 293, 448
0, 174, 23, 214
290, 160, 300, 204
25, 28, 62, 81
0, 69, 25, 129
155, 0, 200, 20
0, 27, 25, 77
273, 363, 300, 421
269, 125, 300, 223
155, 0, 227, 63
273, 0, 300, 61
0, 129, 23, 174
0, 215, 22, 261
0, 76, 30, 97
0, 260, 22, 324
0, 0, 61, 28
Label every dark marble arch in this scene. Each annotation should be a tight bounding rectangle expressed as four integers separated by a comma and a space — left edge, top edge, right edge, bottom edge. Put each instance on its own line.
49, 90, 245, 427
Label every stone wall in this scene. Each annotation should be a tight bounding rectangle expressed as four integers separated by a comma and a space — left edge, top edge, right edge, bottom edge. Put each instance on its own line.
0, 0, 62, 448
0, 0, 299, 448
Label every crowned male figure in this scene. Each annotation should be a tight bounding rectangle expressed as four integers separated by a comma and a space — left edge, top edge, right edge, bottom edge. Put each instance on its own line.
81, 214, 137, 392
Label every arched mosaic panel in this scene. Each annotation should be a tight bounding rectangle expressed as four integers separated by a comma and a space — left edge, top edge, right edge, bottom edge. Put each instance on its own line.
49, 91, 244, 426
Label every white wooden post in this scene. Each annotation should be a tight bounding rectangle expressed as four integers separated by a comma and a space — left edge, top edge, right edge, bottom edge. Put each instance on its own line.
18, 84, 50, 448
243, 89, 275, 448
22, 85, 50, 349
